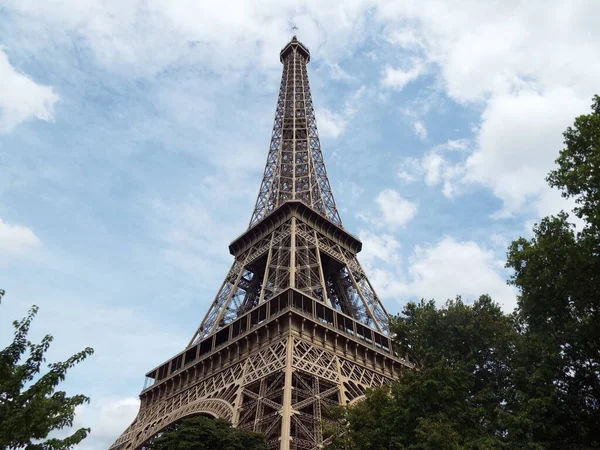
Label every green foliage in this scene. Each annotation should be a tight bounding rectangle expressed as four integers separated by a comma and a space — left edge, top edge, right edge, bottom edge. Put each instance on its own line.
328, 296, 515, 450
0, 294, 94, 450
147, 415, 268, 450
506, 95, 600, 448
547, 95, 600, 230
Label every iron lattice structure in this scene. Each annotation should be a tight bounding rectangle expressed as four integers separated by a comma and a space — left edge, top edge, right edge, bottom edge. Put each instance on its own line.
110, 37, 412, 450
250, 38, 341, 227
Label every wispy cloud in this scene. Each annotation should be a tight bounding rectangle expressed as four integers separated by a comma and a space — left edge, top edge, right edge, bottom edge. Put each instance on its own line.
317, 108, 347, 138
0, 48, 59, 133
326, 62, 356, 82
365, 236, 517, 311
0, 217, 41, 264
413, 120, 427, 140
358, 189, 418, 230
381, 61, 424, 91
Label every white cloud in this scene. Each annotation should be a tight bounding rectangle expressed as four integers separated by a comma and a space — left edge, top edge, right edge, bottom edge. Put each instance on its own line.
52, 397, 140, 450
381, 61, 424, 91
400, 91, 442, 121
397, 157, 421, 184
0, 217, 41, 263
0, 48, 59, 133
380, 0, 600, 103
424, 156, 464, 198
465, 89, 588, 217
367, 236, 517, 311
413, 120, 427, 140
386, 29, 423, 50
317, 108, 347, 138
437, 139, 469, 152
337, 181, 364, 199
375, 189, 418, 229
422, 152, 443, 186
396, 139, 469, 197
2, 0, 378, 77
75, 397, 140, 450
406, 238, 515, 309
408, 92, 588, 213
356, 189, 418, 230
326, 62, 355, 82
316, 85, 368, 139
358, 230, 401, 266
379, 0, 600, 218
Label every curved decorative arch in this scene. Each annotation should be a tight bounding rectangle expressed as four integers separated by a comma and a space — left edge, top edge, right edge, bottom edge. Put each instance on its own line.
128, 398, 235, 450
347, 395, 366, 406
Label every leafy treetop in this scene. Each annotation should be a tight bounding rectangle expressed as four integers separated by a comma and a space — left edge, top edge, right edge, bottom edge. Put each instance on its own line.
0, 294, 94, 450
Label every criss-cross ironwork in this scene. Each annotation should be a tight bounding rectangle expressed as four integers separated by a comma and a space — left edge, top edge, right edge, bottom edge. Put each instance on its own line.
250, 37, 341, 227
110, 37, 412, 450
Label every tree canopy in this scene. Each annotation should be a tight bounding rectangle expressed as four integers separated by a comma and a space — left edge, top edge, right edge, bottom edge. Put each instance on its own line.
325, 95, 600, 449
506, 94, 600, 449
547, 95, 600, 232
0, 295, 94, 450
327, 296, 515, 450
147, 415, 268, 450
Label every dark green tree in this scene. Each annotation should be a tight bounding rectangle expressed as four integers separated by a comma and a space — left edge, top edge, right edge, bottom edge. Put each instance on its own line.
147, 415, 268, 450
0, 293, 94, 449
327, 295, 516, 450
506, 95, 600, 449
547, 95, 600, 232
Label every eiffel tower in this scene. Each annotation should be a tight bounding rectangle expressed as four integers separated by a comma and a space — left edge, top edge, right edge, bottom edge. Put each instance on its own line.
109, 36, 412, 450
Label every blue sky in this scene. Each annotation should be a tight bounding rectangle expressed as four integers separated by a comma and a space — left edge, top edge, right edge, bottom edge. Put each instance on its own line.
1, 0, 599, 447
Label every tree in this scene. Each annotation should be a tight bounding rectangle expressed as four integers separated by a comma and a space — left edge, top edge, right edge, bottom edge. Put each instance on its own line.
0, 292, 94, 450
327, 296, 516, 450
147, 415, 268, 450
547, 95, 600, 232
506, 95, 600, 449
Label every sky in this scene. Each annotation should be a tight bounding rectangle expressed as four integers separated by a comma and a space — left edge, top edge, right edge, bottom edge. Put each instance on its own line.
1, 0, 599, 448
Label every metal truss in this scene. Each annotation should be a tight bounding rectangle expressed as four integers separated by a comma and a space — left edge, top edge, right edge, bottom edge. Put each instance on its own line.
250, 37, 341, 227
110, 334, 401, 450
189, 217, 391, 345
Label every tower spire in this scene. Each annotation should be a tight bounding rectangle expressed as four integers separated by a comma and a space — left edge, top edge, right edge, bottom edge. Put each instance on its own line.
109, 37, 411, 450
250, 36, 342, 227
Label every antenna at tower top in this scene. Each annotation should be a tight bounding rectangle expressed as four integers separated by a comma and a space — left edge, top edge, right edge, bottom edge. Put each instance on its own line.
291, 24, 298, 37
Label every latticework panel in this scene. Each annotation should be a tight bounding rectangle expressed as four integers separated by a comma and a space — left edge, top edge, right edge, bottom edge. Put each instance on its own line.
287, 337, 393, 450
250, 38, 341, 227
237, 336, 395, 450
189, 216, 391, 345
238, 372, 286, 441
263, 229, 292, 302
111, 338, 288, 450
110, 334, 397, 450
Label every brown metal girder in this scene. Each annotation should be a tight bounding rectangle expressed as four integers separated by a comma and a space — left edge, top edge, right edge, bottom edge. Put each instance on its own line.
140, 320, 405, 405
142, 287, 409, 389
229, 201, 362, 257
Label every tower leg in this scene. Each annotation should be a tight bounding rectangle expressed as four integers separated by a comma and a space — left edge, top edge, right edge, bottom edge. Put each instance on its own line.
280, 334, 294, 450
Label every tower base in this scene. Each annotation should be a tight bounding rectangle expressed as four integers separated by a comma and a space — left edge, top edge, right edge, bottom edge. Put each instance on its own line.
109, 289, 412, 450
